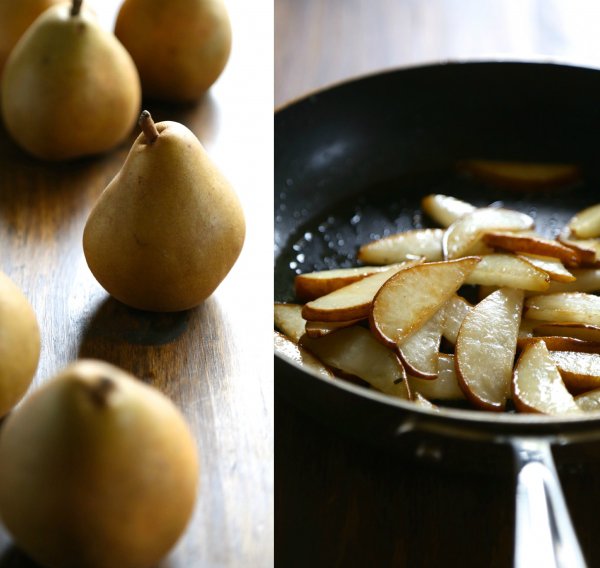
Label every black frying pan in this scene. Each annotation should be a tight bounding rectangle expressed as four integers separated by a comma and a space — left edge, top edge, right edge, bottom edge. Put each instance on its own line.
275, 61, 600, 567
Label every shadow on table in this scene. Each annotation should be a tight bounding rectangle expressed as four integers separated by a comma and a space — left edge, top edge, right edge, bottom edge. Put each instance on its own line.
76, 294, 222, 388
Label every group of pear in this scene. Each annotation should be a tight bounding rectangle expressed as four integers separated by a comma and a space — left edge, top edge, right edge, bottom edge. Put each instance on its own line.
0, 0, 246, 567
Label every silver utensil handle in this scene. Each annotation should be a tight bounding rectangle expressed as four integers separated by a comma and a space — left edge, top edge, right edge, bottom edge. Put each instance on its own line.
512, 437, 586, 568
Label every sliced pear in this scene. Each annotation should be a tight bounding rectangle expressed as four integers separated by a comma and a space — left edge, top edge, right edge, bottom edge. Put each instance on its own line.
517, 254, 575, 282
274, 331, 333, 379
304, 318, 364, 338
533, 322, 600, 343
567, 204, 600, 239
294, 264, 405, 302
421, 194, 476, 227
525, 292, 600, 326
512, 339, 581, 414
413, 392, 438, 410
300, 326, 410, 399
537, 269, 600, 295
274, 302, 306, 343
575, 389, 600, 411
408, 354, 466, 400
455, 287, 524, 411
441, 295, 472, 345
518, 335, 600, 354
301, 261, 418, 322
482, 232, 582, 267
443, 207, 534, 260
357, 228, 442, 264
557, 236, 600, 267
370, 257, 480, 348
549, 351, 600, 393
397, 306, 444, 379
464, 253, 550, 291
459, 160, 581, 190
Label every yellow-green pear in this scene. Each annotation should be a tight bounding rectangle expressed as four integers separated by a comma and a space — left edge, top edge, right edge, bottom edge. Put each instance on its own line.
0, 0, 63, 78
83, 111, 245, 312
115, 0, 232, 101
1, 0, 141, 160
0, 359, 199, 568
0, 270, 40, 416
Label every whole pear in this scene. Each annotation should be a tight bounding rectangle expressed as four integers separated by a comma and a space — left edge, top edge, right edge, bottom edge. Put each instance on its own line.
0, 0, 63, 78
83, 111, 245, 312
0, 359, 199, 568
0, 270, 40, 416
115, 0, 232, 101
1, 0, 141, 160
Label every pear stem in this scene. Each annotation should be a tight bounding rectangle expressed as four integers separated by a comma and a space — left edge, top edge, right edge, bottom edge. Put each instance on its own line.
89, 377, 115, 408
70, 0, 83, 16
139, 110, 159, 144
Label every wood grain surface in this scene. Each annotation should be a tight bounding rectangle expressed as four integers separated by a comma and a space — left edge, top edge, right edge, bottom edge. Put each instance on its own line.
275, 1, 600, 567
0, 1, 274, 567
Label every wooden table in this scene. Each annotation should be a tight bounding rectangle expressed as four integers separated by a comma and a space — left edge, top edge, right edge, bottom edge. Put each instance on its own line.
275, 1, 600, 566
0, 1, 273, 567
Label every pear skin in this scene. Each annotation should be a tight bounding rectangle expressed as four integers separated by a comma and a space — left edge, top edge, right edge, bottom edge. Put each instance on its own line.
0, 270, 40, 416
0, 360, 199, 568
83, 112, 246, 312
0, 0, 63, 78
115, 0, 232, 101
1, 1, 141, 160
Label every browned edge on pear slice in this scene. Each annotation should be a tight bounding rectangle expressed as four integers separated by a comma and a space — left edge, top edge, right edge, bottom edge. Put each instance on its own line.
370, 257, 481, 350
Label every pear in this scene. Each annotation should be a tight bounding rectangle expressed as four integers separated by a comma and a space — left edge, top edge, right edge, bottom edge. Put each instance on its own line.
0, 359, 199, 568
1, 0, 141, 160
0, 270, 40, 416
83, 110, 246, 312
115, 0, 232, 101
0, 0, 63, 78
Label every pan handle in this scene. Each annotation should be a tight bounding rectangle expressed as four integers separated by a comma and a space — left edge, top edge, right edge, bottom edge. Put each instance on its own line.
512, 437, 586, 568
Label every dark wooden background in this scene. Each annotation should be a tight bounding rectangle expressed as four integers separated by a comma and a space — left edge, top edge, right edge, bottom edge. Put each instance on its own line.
0, 1, 273, 567
275, 1, 600, 566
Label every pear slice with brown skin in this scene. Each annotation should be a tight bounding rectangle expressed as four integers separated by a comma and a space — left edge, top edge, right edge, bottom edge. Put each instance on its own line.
512, 340, 582, 414
455, 287, 524, 411
83, 111, 245, 312
370, 257, 481, 349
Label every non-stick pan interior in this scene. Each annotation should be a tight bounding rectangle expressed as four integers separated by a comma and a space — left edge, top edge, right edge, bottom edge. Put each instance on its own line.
275, 61, 600, 453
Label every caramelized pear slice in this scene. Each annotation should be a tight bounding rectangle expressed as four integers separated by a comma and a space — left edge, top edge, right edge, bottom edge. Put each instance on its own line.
408, 354, 466, 400
533, 322, 600, 343
421, 194, 476, 227
443, 207, 534, 260
550, 350, 600, 393
304, 319, 364, 338
371, 257, 480, 348
302, 261, 419, 322
358, 228, 443, 264
459, 160, 580, 190
295, 264, 406, 302
517, 254, 575, 282
300, 326, 410, 399
274, 303, 306, 343
512, 339, 581, 414
456, 287, 524, 411
397, 306, 444, 379
482, 231, 583, 267
525, 292, 600, 326
464, 253, 550, 291
274, 331, 333, 379
567, 204, 600, 239
441, 295, 472, 345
